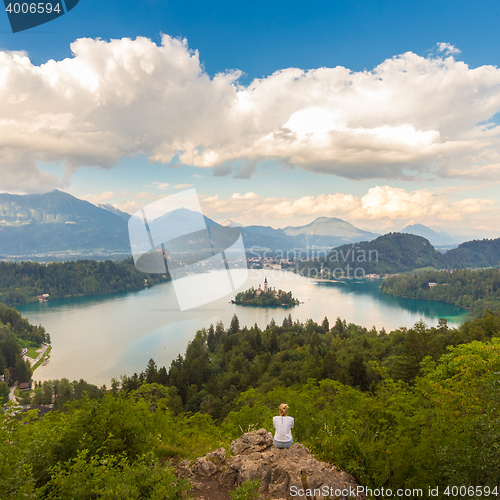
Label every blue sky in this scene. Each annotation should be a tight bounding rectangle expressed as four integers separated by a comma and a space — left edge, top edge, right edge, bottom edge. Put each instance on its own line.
2, 1, 500, 77
1, 0, 500, 233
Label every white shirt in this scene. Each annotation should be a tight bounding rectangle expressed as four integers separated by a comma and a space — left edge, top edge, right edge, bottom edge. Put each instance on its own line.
273, 415, 294, 442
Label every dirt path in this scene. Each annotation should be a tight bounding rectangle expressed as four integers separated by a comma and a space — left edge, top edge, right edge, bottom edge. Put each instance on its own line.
8, 381, 19, 402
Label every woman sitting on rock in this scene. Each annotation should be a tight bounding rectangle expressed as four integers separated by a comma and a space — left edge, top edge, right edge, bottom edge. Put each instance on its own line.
273, 403, 294, 449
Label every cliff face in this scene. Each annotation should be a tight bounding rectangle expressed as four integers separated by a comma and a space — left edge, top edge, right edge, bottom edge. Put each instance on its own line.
177, 428, 362, 500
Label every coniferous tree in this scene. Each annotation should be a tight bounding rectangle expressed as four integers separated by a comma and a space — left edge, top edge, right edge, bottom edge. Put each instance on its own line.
145, 359, 158, 384
348, 353, 369, 391
321, 316, 330, 332
207, 324, 215, 351
229, 314, 240, 335
215, 321, 225, 343
254, 329, 262, 352
270, 331, 279, 353
334, 317, 344, 337
157, 366, 168, 386
393, 320, 431, 383
282, 315, 290, 328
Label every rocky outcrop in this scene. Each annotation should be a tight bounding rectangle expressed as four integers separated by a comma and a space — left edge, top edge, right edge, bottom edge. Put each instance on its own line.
177, 428, 363, 500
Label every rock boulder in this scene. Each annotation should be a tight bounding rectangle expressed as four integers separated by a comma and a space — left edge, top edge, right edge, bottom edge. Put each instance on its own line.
179, 428, 363, 500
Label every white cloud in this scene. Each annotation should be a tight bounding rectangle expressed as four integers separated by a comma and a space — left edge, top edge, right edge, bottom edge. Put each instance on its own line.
231, 192, 259, 200
135, 191, 156, 199
436, 42, 461, 55
200, 186, 497, 226
1, 36, 500, 192
174, 183, 193, 189
156, 183, 169, 190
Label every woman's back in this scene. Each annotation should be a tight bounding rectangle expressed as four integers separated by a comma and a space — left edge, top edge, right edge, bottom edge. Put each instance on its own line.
273, 415, 294, 443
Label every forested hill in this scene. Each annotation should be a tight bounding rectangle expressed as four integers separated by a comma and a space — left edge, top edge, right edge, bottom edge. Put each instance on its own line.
121, 311, 500, 419
381, 268, 500, 315
3, 311, 500, 497
299, 233, 500, 277
444, 237, 500, 268
0, 258, 170, 306
1, 303, 49, 393
0, 302, 48, 345
300, 232, 446, 276
116, 311, 500, 493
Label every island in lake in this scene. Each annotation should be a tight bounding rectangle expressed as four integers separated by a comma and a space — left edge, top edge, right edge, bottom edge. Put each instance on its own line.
232, 277, 299, 307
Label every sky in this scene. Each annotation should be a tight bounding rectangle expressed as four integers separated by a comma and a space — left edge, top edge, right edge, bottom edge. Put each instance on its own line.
1, 0, 500, 234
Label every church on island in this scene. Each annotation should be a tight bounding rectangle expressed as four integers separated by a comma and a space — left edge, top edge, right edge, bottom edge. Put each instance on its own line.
255, 277, 278, 297
232, 277, 299, 308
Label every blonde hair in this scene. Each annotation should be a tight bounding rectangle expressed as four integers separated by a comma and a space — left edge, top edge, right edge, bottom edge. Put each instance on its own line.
278, 403, 289, 416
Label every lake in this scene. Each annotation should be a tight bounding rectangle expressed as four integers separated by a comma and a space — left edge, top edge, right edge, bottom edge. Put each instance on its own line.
17, 270, 469, 386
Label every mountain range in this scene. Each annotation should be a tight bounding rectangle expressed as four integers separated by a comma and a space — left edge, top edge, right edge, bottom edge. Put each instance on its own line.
240, 217, 379, 251
97, 204, 131, 221
0, 190, 130, 257
400, 223, 459, 247
0, 190, 380, 258
0, 190, 497, 264
398, 223, 500, 246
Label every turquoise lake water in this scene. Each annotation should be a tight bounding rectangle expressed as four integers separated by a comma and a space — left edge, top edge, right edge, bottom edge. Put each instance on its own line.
17, 270, 469, 385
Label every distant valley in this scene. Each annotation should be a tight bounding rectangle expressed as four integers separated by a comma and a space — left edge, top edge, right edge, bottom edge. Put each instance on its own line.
0, 190, 380, 259
0, 190, 498, 265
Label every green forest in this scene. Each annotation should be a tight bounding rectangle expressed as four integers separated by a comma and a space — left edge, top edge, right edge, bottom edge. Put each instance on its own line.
0, 303, 49, 396
299, 233, 445, 276
2, 310, 500, 499
120, 311, 500, 417
2, 240, 500, 499
0, 258, 170, 306
298, 233, 500, 277
381, 268, 500, 316
445, 238, 500, 269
